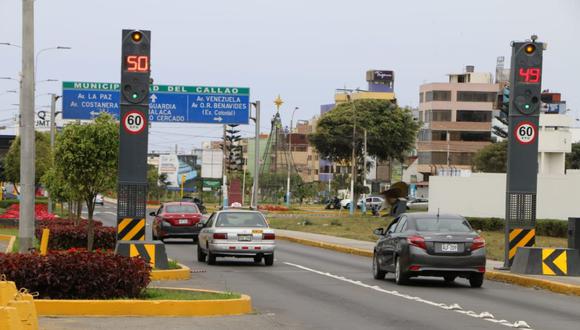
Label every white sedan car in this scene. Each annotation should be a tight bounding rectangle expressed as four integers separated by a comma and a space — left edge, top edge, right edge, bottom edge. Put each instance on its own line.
197, 209, 276, 266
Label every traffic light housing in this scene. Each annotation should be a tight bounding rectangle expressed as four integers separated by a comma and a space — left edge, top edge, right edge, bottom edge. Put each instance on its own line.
121, 30, 151, 105
509, 41, 543, 117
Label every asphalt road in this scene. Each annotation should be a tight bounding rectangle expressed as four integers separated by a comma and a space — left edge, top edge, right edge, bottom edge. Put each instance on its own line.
49, 201, 580, 330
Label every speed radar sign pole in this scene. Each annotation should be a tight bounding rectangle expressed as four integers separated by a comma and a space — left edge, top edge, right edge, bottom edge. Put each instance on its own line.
115, 29, 168, 269
502, 36, 544, 269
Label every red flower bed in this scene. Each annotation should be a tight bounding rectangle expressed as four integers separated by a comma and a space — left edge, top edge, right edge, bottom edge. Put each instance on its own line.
0, 203, 57, 221
35, 222, 116, 251
258, 204, 289, 211
0, 250, 151, 299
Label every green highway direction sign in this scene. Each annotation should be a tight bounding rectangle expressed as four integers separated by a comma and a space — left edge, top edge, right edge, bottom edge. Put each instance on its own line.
62, 81, 250, 124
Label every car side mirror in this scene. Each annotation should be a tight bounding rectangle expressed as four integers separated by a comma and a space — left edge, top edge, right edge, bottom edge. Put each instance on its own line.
373, 228, 384, 236
149, 211, 156, 216
196, 222, 205, 228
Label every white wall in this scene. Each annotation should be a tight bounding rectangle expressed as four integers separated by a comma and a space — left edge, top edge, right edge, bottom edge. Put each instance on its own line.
428, 173, 580, 220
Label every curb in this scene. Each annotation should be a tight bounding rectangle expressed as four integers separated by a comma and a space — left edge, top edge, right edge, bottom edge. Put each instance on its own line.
277, 234, 580, 296
34, 287, 252, 317
0, 234, 16, 253
151, 262, 192, 281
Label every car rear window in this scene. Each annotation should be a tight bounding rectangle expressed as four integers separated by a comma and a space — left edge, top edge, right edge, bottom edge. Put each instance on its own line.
165, 204, 198, 213
415, 217, 472, 233
216, 212, 268, 228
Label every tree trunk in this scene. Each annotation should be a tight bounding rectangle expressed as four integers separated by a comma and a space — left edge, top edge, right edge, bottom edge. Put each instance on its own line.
75, 200, 82, 226
67, 200, 73, 221
86, 198, 95, 251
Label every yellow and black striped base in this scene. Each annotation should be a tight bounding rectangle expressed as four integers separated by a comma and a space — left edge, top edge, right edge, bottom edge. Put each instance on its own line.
117, 218, 146, 241
508, 228, 535, 265
116, 241, 169, 269
511, 247, 579, 276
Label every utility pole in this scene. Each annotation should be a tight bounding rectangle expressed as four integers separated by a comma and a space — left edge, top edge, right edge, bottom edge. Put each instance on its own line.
241, 157, 247, 205
47, 93, 60, 214
251, 101, 260, 209
349, 94, 356, 216
19, 0, 35, 252
361, 129, 367, 214
221, 124, 228, 209
286, 106, 299, 208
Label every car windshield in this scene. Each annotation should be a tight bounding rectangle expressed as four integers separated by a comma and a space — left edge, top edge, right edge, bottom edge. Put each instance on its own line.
165, 204, 198, 213
216, 212, 268, 228
415, 217, 472, 233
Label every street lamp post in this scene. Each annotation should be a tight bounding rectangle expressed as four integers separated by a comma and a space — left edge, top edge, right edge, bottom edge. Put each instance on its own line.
47, 94, 60, 214
35, 46, 71, 81
250, 101, 260, 209
286, 106, 299, 207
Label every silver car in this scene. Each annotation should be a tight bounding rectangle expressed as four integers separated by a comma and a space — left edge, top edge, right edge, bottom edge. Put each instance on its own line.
197, 209, 276, 266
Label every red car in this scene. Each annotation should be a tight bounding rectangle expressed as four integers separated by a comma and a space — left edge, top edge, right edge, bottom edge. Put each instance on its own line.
151, 202, 203, 243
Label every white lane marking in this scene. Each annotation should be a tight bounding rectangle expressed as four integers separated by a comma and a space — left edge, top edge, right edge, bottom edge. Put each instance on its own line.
284, 262, 533, 329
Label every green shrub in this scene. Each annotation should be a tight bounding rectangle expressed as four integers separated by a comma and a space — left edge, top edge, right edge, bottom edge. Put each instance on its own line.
466, 217, 567, 238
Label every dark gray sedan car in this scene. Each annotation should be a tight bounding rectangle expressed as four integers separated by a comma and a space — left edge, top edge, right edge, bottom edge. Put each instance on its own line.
372, 213, 486, 287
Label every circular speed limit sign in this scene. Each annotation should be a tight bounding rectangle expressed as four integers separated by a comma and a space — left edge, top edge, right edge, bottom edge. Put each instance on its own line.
514, 121, 537, 145
122, 110, 146, 135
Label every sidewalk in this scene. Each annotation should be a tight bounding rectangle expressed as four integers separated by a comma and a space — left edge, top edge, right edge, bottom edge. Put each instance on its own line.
275, 229, 580, 295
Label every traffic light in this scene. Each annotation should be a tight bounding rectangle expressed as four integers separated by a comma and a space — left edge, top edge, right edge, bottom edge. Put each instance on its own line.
510, 41, 543, 117
121, 30, 151, 105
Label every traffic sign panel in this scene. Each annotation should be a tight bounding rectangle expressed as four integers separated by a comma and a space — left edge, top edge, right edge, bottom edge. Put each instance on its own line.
122, 110, 146, 135
514, 121, 537, 145
62, 81, 250, 124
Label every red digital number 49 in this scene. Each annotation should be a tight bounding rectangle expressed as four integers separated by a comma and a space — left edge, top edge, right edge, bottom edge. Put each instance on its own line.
519, 68, 540, 83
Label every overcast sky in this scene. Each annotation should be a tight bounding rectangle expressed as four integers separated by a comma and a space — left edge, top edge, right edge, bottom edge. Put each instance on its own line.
1, 0, 578, 153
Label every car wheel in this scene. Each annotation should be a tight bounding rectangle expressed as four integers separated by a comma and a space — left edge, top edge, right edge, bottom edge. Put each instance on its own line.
394, 256, 409, 285
444, 275, 457, 283
253, 256, 263, 263
372, 254, 386, 280
207, 250, 217, 265
469, 273, 484, 288
264, 254, 274, 266
196, 244, 206, 262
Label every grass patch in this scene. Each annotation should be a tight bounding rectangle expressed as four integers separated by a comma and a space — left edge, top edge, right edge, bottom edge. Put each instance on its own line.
0, 227, 18, 252
140, 288, 240, 300
268, 216, 569, 262
165, 259, 181, 270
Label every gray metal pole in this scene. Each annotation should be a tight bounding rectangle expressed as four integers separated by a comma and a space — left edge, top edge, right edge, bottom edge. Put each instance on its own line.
47, 94, 58, 214
252, 101, 260, 209
19, 0, 35, 252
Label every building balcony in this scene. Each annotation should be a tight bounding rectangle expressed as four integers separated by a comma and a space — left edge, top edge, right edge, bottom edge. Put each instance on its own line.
417, 141, 491, 153
425, 121, 491, 131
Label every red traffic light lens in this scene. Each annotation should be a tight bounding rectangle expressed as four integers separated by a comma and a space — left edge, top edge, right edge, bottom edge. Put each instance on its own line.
131, 31, 142, 43
524, 44, 535, 54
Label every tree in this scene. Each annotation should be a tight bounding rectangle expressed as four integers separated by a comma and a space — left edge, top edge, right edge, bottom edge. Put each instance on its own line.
53, 114, 119, 250
472, 141, 507, 173
3, 131, 53, 190
294, 182, 317, 204
566, 143, 580, 170
147, 165, 168, 201
309, 100, 420, 163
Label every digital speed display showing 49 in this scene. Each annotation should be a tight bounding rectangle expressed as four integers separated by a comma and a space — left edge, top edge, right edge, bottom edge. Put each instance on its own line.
517, 67, 541, 83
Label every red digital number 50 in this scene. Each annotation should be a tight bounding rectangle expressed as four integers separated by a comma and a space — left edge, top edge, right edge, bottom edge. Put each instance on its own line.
127, 55, 149, 72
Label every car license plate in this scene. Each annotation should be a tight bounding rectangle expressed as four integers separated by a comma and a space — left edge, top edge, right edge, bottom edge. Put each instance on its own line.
441, 243, 458, 252
238, 235, 252, 241
178, 219, 188, 224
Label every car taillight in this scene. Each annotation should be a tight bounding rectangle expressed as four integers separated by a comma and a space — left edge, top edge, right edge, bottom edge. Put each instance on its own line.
471, 236, 485, 251
213, 233, 227, 239
263, 233, 275, 240
408, 235, 427, 250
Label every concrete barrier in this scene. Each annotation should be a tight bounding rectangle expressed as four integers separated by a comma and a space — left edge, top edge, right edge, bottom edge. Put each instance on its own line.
511, 247, 580, 276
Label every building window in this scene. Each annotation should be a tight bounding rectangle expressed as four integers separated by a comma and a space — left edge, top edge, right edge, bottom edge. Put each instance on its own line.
314, 169, 319, 175
418, 111, 424, 122
425, 110, 451, 122
456, 110, 492, 122
456, 91, 496, 102
418, 129, 430, 141
425, 90, 451, 102
431, 130, 447, 141
449, 152, 474, 165
315, 154, 319, 160
419, 92, 424, 103
307, 155, 312, 161
449, 131, 491, 142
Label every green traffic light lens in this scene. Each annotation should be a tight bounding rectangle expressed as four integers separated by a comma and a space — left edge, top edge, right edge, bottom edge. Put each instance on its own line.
132, 93, 139, 99
524, 104, 530, 110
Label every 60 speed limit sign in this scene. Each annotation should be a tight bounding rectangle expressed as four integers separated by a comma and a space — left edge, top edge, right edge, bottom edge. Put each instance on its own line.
122, 110, 146, 135
514, 121, 537, 145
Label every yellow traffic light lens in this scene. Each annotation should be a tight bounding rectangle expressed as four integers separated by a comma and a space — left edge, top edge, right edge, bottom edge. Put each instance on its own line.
525, 44, 535, 54
131, 32, 142, 42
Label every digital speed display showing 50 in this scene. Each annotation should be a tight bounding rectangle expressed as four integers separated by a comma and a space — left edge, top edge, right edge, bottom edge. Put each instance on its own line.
518, 67, 541, 83
126, 55, 149, 72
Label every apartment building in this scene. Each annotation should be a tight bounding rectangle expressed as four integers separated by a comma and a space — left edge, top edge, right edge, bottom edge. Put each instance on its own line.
417, 66, 500, 178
